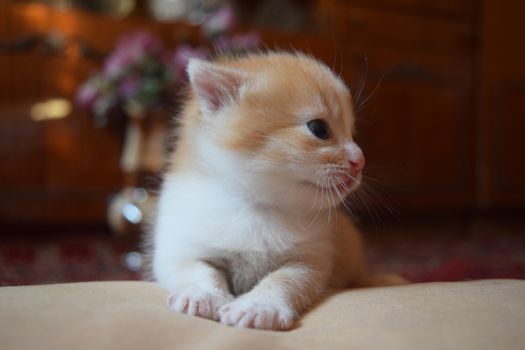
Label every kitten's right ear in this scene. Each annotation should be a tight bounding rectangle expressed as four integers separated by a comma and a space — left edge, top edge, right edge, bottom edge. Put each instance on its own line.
187, 59, 246, 118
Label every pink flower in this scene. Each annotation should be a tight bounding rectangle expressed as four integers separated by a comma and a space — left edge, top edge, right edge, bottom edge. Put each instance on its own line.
214, 32, 260, 53
231, 32, 260, 50
75, 75, 101, 110
128, 31, 163, 54
104, 32, 164, 78
166, 44, 209, 82
104, 50, 133, 77
203, 4, 237, 36
117, 74, 141, 99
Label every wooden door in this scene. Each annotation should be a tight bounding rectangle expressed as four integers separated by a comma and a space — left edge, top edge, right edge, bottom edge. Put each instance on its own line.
478, 0, 525, 210
332, 3, 477, 212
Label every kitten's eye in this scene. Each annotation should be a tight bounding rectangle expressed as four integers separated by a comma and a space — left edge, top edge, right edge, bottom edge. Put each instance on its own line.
307, 119, 330, 140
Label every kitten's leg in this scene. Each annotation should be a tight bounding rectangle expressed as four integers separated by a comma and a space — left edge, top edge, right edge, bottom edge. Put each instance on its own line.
219, 264, 327, 331
159, 260, 233, 321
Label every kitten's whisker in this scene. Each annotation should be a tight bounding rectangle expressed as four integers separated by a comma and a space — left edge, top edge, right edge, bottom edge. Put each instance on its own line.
356, 189, 388, 226
329, 168, 361, 186
332, 177, 356, 217
347, 179, 400, 227
348, 191, 377, 223
355, 71, 385, 114
328, 170, 390, 223
361, 184, 399, 216
307, 172, 321, 213
304, 172, 329, 229
327, 178, 339, 223
360, 175, 400, 209
362, 174, 404, 192
353, 56, 368, 110
324, 184, 331, 223
321, 181, 334, 223
307, 171, 326, 220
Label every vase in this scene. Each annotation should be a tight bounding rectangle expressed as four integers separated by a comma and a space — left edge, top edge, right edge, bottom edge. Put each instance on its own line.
108, 111, 167, 235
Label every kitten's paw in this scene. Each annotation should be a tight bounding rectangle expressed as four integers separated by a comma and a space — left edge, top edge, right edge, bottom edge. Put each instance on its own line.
167, 288, 232, 321
219, 298, 295, 331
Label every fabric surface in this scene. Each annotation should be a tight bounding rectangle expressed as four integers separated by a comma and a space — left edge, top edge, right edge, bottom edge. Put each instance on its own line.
0, 280, 524, 350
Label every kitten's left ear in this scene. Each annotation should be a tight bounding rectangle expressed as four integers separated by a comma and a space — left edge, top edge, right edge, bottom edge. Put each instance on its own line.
187, 59, 246, 118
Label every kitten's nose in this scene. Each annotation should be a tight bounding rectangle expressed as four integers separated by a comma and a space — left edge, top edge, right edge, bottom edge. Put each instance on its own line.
346, 143, 365, 174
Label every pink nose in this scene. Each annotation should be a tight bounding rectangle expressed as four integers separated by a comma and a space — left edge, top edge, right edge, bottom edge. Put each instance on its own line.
347, 144, 365, 174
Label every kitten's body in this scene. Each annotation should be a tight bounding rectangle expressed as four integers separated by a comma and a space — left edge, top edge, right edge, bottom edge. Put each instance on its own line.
152, 52, 404, 330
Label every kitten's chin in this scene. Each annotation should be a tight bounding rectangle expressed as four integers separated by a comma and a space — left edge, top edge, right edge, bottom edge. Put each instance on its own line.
334, 174, 361, 194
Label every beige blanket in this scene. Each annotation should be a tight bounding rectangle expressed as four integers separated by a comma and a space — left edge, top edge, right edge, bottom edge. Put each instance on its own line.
1, 280, 524, 350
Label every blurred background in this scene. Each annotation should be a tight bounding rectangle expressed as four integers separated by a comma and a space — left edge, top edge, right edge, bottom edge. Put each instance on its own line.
1, 0, 524, 286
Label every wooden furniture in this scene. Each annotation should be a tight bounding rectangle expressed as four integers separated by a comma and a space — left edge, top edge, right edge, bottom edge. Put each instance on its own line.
0, 2, 121, 226
478, 0, 525, 210
0, 2, 197, 227
0, 0, 523, 228
324, 0, 478, 212
263, 0, 523, 214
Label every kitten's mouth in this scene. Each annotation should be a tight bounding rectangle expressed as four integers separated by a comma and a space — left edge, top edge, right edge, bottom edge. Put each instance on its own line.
333, 174, 356, 193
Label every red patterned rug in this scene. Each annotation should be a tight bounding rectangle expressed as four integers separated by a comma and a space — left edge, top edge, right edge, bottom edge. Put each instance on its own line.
0, 233, 140, 286
1, 219, 524, 286
366, 230, 525, 282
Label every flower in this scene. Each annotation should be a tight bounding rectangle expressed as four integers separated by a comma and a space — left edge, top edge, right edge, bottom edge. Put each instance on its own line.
76, 75, 102, 110
202, 4, 237, 37
76, 7, 260, 124
165, 44, 209, 82
104, 31, 164, 78
214, 32, 260, 54
117, 74, 141, 99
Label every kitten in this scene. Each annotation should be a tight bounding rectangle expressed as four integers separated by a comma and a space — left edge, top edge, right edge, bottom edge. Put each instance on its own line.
151, 52, 405, 331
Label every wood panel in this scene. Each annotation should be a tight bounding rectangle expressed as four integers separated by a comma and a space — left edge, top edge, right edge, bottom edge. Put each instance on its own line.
479, 0, 525, 209
343, 48, 475, 210
229, 1, 478, 214
0, 2, 205, 227
331, 3, 476, 211
490, 82, 525, 201
0, 3, 122, 226
2, 0, 523, 227
334, 0, 475, 21
332, 4, 475, 52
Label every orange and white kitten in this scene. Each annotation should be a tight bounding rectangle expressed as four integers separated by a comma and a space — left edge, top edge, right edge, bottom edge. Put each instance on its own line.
152, 52, 405, 331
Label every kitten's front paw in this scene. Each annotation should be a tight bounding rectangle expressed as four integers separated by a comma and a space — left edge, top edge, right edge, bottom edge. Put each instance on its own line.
167, 287, 232, 321
219, 298, 295, 331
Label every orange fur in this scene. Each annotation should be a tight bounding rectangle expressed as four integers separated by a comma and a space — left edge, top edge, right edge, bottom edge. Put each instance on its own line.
153, 51, 406, 331
168, 52, 355, 172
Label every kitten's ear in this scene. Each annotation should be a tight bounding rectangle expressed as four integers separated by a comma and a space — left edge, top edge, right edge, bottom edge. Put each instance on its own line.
187, 59, 246, 118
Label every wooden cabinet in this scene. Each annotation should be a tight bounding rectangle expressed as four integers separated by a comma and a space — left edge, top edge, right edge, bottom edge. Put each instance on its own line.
0, 4, 123, 226
0, 0, 523, 227
332, 0, 475, 21
346, 49, 475, 210
325, 0, 525, 212
320, 1, 478, 211
478, 0, 525, 209
0, 2, 201, 227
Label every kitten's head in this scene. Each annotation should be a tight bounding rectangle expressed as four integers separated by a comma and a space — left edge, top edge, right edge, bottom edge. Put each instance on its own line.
187, 52, 364, 210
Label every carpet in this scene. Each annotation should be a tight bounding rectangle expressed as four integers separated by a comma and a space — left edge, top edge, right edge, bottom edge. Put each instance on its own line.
1, 219, 524, 286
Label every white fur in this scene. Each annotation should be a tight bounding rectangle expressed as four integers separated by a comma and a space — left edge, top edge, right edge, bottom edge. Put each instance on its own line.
151, 55, 405, 331
152, 145, 359, 330
153, 170, 335, 292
